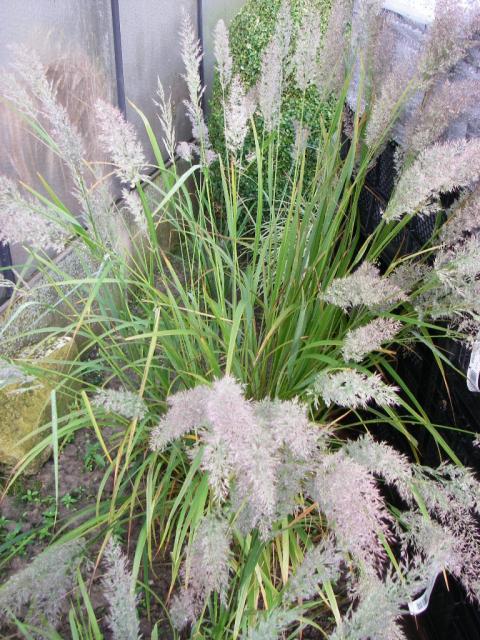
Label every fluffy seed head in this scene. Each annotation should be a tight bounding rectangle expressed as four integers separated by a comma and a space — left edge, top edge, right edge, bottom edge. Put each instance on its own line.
0, 539, 84, 629
403, 79, 480, 161
312, 452, 393, 570
121, 188, 147, 233
316, 0, 352, 94
257, 0, 292, 132
310, 369, 400, 409
0, 175, 67, 252
185, 514, 231, 603
224, 76, 251, 154
440, 188, 480, 245
285, 535, 343, 602
95, 99, 146, 186
384, 138, 480, 221
321, 262, 407, 310
419, 0, 480, 83
92, 388, 147, 420
154, 79, 176, 163
291, 120, 310, 160
342, 317, 402, 363
102, 538, 141, 640
344, 433, 413, 503
291, 6, 322, 92
214, 19, 233, 91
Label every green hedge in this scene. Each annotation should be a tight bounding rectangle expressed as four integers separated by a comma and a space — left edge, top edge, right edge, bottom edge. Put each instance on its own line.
208, 0, 334, 205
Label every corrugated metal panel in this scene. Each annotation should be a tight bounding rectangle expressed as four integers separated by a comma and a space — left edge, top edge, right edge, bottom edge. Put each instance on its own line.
118, 0, 198, 163
0, 0, 117, 281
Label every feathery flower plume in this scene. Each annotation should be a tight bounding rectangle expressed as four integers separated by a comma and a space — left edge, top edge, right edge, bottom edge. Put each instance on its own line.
316, 0, 352, 94
435, 235, 480, 288
0, 539, 84, 629
419, 0, 480, 83
342, 317, 402, 363
274, 0, 294, 60
204, 376, 277, 537
102, 538, 141, 640
197, 434, 232, 502
214, 19, 233, 91
154, 79, 176, 163
365, 61, 417, 150
92, 388, 147, 420
310, 369, 400, 409
440, 188, 480, 245
258, 37, 283, 133
170, 514, 231, 629
121, 188, 147, 233
383, 138, 480, 221
291, 6, 322, 92
242, 608, 299, 640
0, 70, 38, 120
151, 377, 321, 536
410, 464, 480, 602
274, 455, 309, 520
169, 588, 198, 631
330, 570, 419, 640
6, 45, 86, 177
291, 120, 310, 160
0, 175, 67, 252
176, 140, 195, 163
403, 79, 480, 161
402, 513, 464, 583
258, 0, 292, 132
285, 535, 343, 602
312, 452, 393, 570
388, 260, 431, 293
254, 397, 317, 460
414, 273, 480, 330
344, 433, 413, 503
180, 11, 210, 147
321, 262, 407, 310
185, 514, 231, 603
95, 99, 146, 186
224, 76, 251, 154
149, 383, 209, 451
350, 0, 385, 95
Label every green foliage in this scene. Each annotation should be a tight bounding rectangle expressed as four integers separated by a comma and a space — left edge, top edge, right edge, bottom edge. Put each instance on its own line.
208, 0, 335, 205
2, 3, 480, 636
228, 0, 332, 85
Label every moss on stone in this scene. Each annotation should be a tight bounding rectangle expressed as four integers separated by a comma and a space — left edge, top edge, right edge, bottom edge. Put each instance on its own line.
0, 335, 78, 471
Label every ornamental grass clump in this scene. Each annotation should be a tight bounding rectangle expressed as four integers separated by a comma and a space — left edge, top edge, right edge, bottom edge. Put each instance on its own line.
1, 0, 480, 637
151, 378, 480, 635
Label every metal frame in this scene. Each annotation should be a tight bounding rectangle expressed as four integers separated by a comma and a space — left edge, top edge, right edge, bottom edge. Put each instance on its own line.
110, 0, 127, 116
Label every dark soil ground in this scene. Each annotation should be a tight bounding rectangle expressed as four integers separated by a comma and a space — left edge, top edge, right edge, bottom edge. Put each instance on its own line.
0, 428, 173, 639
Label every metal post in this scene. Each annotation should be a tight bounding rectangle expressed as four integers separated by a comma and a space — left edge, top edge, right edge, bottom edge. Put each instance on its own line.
110, 0, 127, 116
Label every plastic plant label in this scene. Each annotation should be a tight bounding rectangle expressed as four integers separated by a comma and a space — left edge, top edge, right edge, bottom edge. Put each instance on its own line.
408, 572, 439, 616
467, 341, 480, 393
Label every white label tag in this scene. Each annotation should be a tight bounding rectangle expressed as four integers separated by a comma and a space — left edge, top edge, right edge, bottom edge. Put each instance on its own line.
408, 572, 439, 616
467, 341, 480, 393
